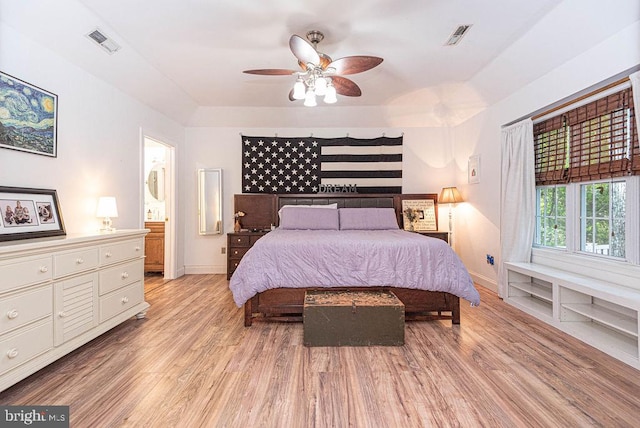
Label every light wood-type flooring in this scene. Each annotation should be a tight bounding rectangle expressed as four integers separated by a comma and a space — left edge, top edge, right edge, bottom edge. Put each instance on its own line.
1, 274, 639, 427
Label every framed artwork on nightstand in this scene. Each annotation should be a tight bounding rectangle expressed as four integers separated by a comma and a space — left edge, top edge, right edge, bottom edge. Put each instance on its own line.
401, 199, 437, 231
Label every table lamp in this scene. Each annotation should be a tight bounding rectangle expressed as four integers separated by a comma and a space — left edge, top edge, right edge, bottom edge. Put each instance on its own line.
97, 196, 118, 232
439, 187, 463, 246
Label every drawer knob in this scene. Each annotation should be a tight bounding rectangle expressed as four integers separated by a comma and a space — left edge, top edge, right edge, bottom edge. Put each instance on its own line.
121, 272, 129, 279
76, 258, 84, 264
121, 297, 129, 304
135, 246, 141, 251
6, 309, 18, 320
7, 348, 18, 359
105, 252, 113, 258
39, 266, 48, 273
59, 311, 68, 318
237, 238, 242, 242
233, 250, 239, 255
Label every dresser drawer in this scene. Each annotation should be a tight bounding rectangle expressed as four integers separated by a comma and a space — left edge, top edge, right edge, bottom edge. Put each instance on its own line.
0, 320, 53, 375
229, 247, 249, 259
250, 235, 264, 245
100, 239, 144, 266
99, 260, 143, 296
0, 286, 52, 335
0, 257, 52, 293
229, 235, 251, 247
227, 260, 241, 277
99, 281, 144, 323
54, 248, 99, 278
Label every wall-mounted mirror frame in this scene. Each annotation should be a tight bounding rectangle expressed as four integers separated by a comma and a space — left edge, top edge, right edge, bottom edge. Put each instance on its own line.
198, 168, 223, 235
147, 163, 166, 202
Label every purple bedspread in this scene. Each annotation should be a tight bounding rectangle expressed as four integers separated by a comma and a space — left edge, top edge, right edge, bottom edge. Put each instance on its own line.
229, 229, 481, 307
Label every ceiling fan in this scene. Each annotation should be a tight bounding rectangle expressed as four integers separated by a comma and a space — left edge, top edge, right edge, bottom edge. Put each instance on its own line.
243, 30, 383, 106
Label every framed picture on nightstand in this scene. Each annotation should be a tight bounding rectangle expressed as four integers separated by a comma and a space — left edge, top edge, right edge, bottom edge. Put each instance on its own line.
401, 199, 437, 231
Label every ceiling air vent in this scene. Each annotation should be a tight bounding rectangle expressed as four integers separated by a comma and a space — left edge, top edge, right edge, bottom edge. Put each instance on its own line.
86, 28, 121, 54
445, 25, 472, 46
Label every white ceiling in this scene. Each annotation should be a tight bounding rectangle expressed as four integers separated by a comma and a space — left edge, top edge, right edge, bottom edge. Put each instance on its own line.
1, 0, 638, 126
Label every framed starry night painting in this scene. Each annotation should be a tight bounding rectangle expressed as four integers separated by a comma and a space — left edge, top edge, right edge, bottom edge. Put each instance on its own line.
0, 71, 58, 157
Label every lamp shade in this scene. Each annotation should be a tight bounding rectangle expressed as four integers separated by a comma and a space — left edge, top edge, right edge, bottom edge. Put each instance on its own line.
304, 88, 317, 107
292, 79, 306, 100
439, 187, 463, 204
96, 196, 118, 218
324, 83, 337, 104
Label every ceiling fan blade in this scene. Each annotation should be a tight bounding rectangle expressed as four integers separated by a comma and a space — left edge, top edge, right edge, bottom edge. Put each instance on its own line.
289, 35, 320, 66
243, 69, 297, 75
328, 56, 383, 75
331, 76, 362, 97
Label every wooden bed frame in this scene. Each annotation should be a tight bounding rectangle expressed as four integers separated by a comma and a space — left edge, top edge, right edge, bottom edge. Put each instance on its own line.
235, 193, 461, 326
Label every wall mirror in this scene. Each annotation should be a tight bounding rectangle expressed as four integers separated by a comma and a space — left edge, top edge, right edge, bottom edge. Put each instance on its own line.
198, 168, 223, 235
148, 163, 165, 202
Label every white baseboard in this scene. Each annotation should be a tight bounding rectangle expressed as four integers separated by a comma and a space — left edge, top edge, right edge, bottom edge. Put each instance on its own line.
184, 264, 226, 275
469, 271, 498, 293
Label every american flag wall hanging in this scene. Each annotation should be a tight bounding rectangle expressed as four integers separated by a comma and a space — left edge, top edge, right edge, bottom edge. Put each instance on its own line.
241, 135, 403, 194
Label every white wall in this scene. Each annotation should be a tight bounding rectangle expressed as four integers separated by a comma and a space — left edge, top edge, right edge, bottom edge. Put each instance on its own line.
454, 20, 640, 291
4, 3, 638, 287
0, 23, 185, 256
183, 126, 455, 273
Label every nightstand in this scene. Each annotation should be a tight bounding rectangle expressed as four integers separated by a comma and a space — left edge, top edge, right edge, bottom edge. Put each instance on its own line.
412, 230, 449, 244
227, 231, 268, 279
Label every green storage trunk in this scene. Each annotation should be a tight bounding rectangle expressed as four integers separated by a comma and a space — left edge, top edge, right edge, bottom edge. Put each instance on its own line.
303, 290, 405, 346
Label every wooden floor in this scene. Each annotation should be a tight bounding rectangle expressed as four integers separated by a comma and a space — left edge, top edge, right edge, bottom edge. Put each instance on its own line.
1, 274, 639, 427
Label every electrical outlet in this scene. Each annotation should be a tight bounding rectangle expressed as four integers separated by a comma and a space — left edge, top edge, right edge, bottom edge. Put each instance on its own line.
221, 247, 226, 254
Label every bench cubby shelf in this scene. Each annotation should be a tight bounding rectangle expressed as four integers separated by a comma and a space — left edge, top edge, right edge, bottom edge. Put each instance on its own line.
504, 262, 640, 369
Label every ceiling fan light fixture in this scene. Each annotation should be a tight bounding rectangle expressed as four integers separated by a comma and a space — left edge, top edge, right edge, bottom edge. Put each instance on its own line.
324, 83, 337, 104
243, 31, 382, 105
314, 76, 327, 96
292, 78, 306, 100
304, 88, 317, 107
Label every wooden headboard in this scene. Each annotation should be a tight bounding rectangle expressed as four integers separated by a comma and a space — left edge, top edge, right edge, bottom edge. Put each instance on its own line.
277, 194, 394, 209
234, 193, 439, 230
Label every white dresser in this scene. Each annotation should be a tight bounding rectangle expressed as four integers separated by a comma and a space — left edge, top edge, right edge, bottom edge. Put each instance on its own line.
0, 229, 150, 392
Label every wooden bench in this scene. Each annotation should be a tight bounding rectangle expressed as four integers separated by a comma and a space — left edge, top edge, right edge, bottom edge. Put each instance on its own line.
504, 261, 640, 369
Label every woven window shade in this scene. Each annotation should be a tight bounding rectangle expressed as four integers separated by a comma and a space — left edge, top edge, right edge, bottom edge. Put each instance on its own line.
534, 86, 639, 185
566, 88, 635, 182
631, 95, 640, 175
534, 115, 568, 185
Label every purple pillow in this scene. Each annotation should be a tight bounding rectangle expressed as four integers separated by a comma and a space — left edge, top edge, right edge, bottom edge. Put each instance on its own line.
339, 208, 400, 230
279, 206, 340, 230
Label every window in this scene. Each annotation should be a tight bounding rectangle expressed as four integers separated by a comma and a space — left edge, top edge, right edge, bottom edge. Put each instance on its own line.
580, 180, 625, 257
533, 84, 639, 262
535, 186, 566, 249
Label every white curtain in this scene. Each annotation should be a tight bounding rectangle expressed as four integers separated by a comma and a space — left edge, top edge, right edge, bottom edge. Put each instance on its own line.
499, 119, 535, 298
631, 71, 640, 140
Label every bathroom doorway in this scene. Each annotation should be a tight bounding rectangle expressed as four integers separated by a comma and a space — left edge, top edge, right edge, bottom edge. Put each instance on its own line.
143, 136, 175, 279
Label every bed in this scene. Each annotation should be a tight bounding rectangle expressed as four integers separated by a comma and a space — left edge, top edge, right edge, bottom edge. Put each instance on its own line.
229, 194, 480, 326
